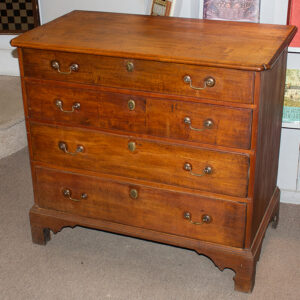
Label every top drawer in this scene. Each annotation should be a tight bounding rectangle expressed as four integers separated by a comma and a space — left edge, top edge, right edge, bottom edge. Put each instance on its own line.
22, 49, 254, 104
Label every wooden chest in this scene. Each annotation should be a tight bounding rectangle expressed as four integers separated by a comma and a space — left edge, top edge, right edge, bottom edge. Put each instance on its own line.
11, 11, 296, 293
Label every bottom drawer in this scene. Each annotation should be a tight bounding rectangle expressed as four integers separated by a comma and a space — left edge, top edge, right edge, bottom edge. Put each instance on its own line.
34, 167, 246, 248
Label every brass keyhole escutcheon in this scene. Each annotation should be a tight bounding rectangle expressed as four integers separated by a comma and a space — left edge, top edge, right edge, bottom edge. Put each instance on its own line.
128, 141, 136, 152
128, 99, 135, 111
126, 62, 134, 72
129, 189, 138, 199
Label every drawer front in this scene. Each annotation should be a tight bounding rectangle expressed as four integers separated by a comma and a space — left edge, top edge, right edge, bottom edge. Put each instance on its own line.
26, 81, 252, 149
34, 167, 246, 248
102, 93, 252, 149
22, 49, 254, 104
98, 92, 148, 134
146, 97, 252, 149
26, 81, 99, 126
30, 123, 249, 197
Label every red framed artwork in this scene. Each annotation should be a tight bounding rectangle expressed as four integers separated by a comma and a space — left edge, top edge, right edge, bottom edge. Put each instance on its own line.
287, 0, 300, 49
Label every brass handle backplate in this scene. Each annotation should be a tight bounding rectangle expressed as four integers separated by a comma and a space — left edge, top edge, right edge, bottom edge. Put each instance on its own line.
184, 163, 212, 177
184, 117, 214, 132
183, 75, 215, 90
184, 212, 212, 225
51, 60, 79, 74
62, 188, 88, 202
56, 99, 81, 113
58, 141, 85, 155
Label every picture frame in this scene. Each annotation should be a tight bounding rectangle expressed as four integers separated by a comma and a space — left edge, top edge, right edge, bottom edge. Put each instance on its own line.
146, 0, 177, 17
284, 0, 300, 128
0, 0, 40, 34
282, 70, 300, 129
203, 0, 261, 23
152, 0, 171, 16
287, 0, 300, 53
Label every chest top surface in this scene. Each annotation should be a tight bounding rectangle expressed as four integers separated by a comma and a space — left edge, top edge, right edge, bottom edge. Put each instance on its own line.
11, 10, 296, 71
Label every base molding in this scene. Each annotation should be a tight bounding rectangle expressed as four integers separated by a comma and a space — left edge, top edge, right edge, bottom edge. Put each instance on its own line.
0, 48, 20, 76
0, 120, 27, 159
29, 187, 280, 293
280, 189, 300, 205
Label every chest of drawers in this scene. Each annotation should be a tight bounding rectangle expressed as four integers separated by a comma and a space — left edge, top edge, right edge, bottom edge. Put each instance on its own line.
11, 11, 296, 293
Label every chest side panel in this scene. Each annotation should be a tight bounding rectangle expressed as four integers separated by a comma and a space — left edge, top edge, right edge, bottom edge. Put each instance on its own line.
250, 51, 288, 244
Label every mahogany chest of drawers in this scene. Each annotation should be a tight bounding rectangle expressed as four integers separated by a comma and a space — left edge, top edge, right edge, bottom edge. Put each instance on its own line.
11, 11, 296, 293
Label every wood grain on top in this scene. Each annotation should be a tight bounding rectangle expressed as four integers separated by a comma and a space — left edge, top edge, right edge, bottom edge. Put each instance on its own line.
11, 10, 297, 71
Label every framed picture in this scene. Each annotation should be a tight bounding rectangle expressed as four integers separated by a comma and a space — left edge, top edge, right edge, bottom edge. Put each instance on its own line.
283, 70, 300, 129
287, 0, 300, 52
203, 0, 260, 22
146, 0, 177, 17
0, 0, 40, 34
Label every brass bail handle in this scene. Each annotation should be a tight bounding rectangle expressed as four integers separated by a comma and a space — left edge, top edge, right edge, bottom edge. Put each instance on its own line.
51, 60, 79, 75
184, 117, 214, 132
184, 162, 212, 177
183, 75, 215, 90
56, 99, 81, 113
184, 212, 212, 225
58, 141, 85, 155
62, 188, 88, 202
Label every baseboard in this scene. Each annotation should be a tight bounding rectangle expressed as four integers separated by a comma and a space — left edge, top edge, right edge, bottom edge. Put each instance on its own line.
280, 189, 300, 205
0, 120, 27, 159
0, 49, 20, 76
0, 34, 20, 76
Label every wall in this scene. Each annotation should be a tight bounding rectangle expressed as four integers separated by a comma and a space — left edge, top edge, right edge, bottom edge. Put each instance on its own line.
39, 0, 147, 24
277, 54, 300, 205
0, 0, 299, 203
0, 0, 293, 75
260, 1, 300, 205
0, 0, 147, 76
278, 129, 300, 204
0, 35, 19, 76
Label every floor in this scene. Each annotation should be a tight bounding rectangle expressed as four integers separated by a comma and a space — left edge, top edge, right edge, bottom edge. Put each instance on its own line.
0, 148, 299, 300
